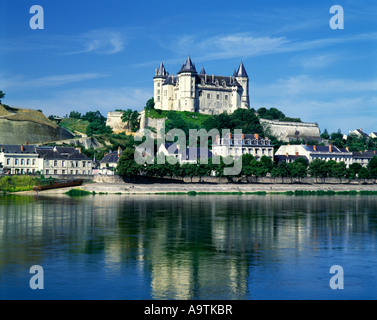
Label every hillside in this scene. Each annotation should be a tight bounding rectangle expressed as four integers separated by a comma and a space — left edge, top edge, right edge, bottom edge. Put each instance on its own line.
58, 117, 90, 136
0, 104, 74, 144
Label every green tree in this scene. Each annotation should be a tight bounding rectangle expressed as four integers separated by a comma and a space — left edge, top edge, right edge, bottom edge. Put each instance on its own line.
367, 156, 377, 178
69, 111, 81, 119
145, 98, 155, 110
86, 120, 112, 136
348, 163, 362, 179
117, 148, 141, 177
358, 167, 371, 180
122, 109, 140, 132
0, 90, 5, 104
320, 129, 330, 140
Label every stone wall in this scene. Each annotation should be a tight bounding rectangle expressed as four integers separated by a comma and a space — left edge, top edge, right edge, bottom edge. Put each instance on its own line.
260, 119, 322, 142
91, 174, 377, 185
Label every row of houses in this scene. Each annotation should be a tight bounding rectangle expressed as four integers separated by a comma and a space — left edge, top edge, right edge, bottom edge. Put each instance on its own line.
275, 144, 376, 168
0, 145, 93, 175
1, 137, 376, 176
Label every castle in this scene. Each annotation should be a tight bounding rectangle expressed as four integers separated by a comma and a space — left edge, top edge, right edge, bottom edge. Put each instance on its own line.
153, 57, 250, 115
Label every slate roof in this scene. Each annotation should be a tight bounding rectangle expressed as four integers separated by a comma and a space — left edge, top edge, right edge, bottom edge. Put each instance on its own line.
100, 151, 122, 164
302, 145, 350, 153
275, 155, 309, 163
197, 74, 241, 87
154, 61, 168, 79
0, 145, 37, 154
236, 61, 248, 78
177, 56, 197, 74
352, 151, 376, 159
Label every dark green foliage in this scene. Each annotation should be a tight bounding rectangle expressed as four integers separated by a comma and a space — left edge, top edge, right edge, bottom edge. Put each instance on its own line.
257, 107, 301, 122
121, 109, 140, 132
69, 111, 81, 119
145, 98, 155, 110
82, 110, 112, 136
116, 148, 141, 177
367, 156, 377, 178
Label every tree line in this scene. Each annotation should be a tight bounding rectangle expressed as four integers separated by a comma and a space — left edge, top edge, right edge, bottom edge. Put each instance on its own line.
117, 148, 377, 181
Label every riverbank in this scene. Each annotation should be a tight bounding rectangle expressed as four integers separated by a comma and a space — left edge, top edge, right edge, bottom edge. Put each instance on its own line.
14, 181, 377, 196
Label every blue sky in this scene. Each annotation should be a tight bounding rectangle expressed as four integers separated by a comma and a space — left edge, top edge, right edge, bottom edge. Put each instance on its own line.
0, 0, 376, 135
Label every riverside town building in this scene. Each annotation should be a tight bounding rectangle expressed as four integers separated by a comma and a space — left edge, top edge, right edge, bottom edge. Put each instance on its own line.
0, 145, 92, 175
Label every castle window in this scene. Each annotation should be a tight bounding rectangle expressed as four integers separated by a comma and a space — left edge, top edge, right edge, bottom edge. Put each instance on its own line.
157, 90, 160, 94
157, 83, 160, 87
225, 95, 228, 100
216, 94, 220, 100
157, 96, 160, 101
199, 91, 203, 97
164, 90, 167, 96
207, 94, 211, 99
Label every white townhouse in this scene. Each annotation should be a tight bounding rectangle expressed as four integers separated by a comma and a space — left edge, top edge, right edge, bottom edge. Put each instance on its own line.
0, 145, 41, 174
212, 133, 274, 160
275, 144, 353, 167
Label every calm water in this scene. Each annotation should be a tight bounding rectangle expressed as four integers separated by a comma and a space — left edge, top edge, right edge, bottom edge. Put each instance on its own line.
0, 193, 377, 300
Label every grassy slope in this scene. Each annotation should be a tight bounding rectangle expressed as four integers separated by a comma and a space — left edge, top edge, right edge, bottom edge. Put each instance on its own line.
0, 104, 57, 128
145, 108, 212, 126
59, 118, 90, 135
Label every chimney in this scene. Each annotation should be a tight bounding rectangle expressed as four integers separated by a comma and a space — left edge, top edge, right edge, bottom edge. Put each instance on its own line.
313, 145, 317, 151
118, 146, 122, 157
229, 132, 232, 139
265, 137, 269, 140
20, 145, 24, 152
346, 147, 349, 152
295, 152, 299, 156
75, 147, 81, 154
255, 133, 259, 140
329, 145, 332, 152
242, 133, 245, 139
286, 153, 289, 158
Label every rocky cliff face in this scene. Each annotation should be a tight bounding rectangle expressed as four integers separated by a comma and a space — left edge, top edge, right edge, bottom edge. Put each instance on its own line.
0, 105, 74, 144
0, 118, 74, 144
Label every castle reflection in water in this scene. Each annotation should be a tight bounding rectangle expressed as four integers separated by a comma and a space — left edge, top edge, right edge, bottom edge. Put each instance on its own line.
0, 194, 376, 299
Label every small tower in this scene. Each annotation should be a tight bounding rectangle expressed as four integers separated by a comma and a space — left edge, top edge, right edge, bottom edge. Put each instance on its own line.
153, 61, 168, 109
177, 56, 197, 112
235, 61, 249, 109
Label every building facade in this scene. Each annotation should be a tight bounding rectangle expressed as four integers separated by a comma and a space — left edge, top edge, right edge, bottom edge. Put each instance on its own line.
275, 144, 354, 167
212, 133, 274, 160
154, 57, 249, 115
0, 145, 40, 174
0, 145, 93, 175
38, 146, 93, 175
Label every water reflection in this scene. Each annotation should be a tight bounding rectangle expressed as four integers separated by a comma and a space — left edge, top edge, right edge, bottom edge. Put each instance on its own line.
0, 194, 376, 299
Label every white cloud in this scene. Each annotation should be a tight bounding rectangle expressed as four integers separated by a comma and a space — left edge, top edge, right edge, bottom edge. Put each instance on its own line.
168, 32, 377, 62
63, 30, 126, 55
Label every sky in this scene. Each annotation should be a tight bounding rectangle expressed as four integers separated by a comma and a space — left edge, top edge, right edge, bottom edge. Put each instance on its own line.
0, 0, 376, 135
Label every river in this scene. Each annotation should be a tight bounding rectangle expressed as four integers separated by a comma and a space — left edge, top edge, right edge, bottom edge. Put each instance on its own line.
0, 194, 376, 300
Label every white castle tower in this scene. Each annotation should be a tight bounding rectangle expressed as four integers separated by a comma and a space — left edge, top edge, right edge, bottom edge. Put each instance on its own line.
153, 57, 250, 115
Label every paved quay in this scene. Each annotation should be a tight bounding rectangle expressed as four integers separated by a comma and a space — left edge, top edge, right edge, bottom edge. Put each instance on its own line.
17, 181, 377, 196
